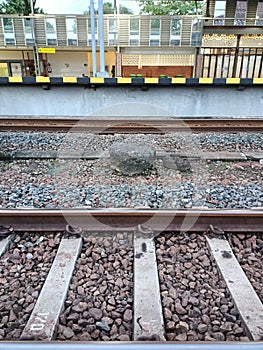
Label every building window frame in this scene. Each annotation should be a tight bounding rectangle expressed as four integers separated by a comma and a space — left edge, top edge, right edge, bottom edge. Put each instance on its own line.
150, 18, 160, 46
46, 17, 57, 45
66, 17, 78, 46
130, 17, 140, 46
2, 17, 15, 45
170, 18, 181, 46
108, 17, 118, 46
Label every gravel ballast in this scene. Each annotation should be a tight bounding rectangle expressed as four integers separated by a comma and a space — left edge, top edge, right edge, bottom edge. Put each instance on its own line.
229, 233, 263, 303
0, 132, 262, 209
0, 132, 262, 154
155, 232, 249, 342
56, 232, 133, 341
0, 232, 62, 340
0, 158, 262, 209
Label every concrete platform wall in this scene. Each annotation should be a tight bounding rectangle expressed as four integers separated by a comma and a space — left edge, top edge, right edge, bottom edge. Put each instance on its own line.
0, 85, 262, 118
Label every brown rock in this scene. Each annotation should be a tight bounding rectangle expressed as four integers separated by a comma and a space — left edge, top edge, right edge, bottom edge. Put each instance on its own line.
123, 309, 132, 322
176, 321, 189, 333
9, 309, 17, 322
164, 308, 172, 319
202, 315, 210, 324
166, 333, 175, 341
163, 296, 173, 307
110, 324, 118, 336
68, 313, 79, 321
189, 297, 199, 306
117, 334, 130, 341
24, 304, 34, 313
91, 329, 100, 339
175, 333, 187, 341
197, 323, 208, 333
213, 332, 225, 341
108, 296, 116, 306
72, 302, 88, 312
166, 321, 175, 331
233, 326, 244, 336
187, 330, 198, 341
89, 308, 103, 321
115, 278, 124, 288
175, 303, 187, 315
63, 327, 74, 339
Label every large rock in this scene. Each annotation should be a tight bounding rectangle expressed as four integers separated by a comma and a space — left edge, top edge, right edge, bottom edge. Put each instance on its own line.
109, 142, 156, 175
163, 154, 191, 172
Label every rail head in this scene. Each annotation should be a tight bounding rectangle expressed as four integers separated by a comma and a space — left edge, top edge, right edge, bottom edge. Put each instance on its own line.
0, 209, 262, 233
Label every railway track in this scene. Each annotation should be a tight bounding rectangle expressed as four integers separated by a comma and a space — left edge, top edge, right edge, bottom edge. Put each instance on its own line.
0, 118, 263, 133
0, 209, 262, 349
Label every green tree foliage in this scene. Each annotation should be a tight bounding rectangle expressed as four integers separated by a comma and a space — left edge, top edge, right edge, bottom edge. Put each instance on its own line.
0, 0, 43, 14
138, 0, 202, 15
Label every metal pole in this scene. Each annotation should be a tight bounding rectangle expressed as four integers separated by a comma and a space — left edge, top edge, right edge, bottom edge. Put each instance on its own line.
90, 0, 97, 77
29, 0, 40, 75
98, 0, 105, 75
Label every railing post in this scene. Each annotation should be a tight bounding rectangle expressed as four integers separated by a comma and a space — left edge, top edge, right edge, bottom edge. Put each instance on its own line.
90, 0, 97, 77
30, 0, 40, 75
97, 0, 109, 77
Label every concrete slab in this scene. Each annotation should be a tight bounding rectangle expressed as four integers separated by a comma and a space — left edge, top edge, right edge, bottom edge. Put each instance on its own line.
0, 235, 14, 257
202, 152, 247, 161
133, 235, 166, 341
206, 236, 263, 341
14, 150, 57, 159
244, 152, 263, 161
21, 238, 82, 340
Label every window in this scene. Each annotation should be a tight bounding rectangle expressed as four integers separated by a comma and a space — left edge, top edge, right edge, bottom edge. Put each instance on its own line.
130, 18, 139, 46
150, 18, 160, 46
24, 19, 34, 45
170, 18, 181, 46
3, 18, 15, 45
256, 0, 263, 25
87, 18, 98, 46
66, 17, 77, 46
46, 18, 57, 45
191, 19, 202, 46
214, 0, 226, 25
108, 18, 118, 46
234, 0, 247, 25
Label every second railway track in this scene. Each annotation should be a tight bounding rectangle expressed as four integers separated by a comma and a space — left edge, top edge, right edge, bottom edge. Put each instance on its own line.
1, 118, 263, 133
0, 209, 262, 348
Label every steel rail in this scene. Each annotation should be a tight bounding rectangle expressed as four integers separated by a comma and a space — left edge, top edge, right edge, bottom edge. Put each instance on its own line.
0, 342, 263, 350
0, 209, 262, 232
0, 118, 263, 133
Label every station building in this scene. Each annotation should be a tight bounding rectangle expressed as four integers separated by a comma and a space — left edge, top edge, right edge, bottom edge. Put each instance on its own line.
0, 0, 262, 79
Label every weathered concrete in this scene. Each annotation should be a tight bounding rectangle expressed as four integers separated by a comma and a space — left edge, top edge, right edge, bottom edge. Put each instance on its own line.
0, 234, 14, 257
206, 236, 263, 341
0, 86, 262, 118
133, 234, 166, 341
21, 238, 82, 340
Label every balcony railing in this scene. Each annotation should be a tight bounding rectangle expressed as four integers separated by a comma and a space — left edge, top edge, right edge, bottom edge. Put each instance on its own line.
0, 14, 262, 50
0, 14, 203, 49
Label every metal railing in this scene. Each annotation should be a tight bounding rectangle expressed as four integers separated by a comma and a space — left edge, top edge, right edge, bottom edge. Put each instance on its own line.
0, 14, 205, 49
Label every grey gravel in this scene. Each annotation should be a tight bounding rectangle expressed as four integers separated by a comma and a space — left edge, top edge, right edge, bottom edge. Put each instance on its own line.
0, 158, 262, 209
0, 132, 262, 209
0, 132, 262, 154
